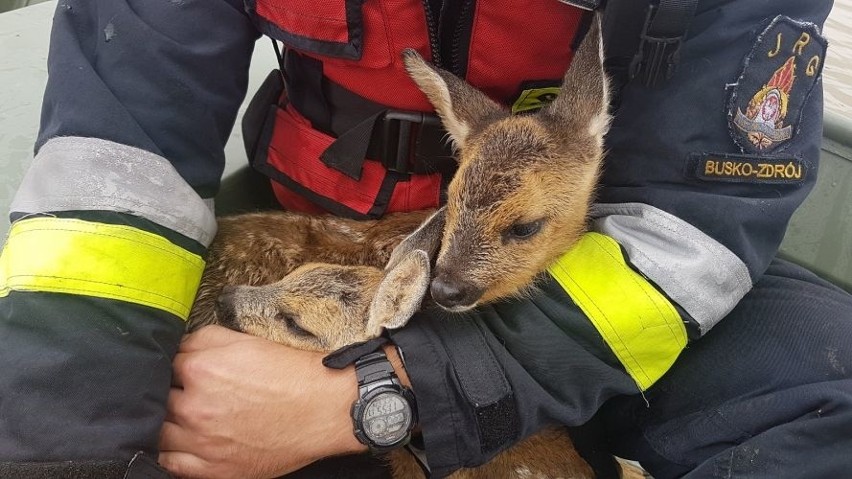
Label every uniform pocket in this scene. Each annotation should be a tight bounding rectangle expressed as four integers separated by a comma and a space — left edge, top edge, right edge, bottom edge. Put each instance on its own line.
245, 0, 392, 68
256, 104, 390, 216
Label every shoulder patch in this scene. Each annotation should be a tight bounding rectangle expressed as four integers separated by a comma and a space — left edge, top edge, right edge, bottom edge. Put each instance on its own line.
728, 16, 827, 154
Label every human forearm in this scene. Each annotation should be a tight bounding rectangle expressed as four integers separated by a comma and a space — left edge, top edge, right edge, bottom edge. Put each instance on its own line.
37, 0, 258, 197
0, 0, 259, 473
0, 211, 193, 476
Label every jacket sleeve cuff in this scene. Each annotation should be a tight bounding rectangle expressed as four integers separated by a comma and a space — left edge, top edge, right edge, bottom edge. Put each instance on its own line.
389, 313, 486, 477
388, 287, 640, 476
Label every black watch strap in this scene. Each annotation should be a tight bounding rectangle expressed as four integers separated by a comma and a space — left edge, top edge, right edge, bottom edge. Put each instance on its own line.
355, 351, 398, 392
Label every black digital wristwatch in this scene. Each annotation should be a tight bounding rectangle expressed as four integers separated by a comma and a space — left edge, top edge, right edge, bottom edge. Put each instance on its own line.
350, 350, 417, 453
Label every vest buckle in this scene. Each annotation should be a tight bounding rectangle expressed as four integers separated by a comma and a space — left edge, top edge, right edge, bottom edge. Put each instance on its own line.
381, 110, 443, 175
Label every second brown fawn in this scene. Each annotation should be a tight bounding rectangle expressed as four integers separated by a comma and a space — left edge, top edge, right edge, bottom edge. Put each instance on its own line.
187, 15, 638, 479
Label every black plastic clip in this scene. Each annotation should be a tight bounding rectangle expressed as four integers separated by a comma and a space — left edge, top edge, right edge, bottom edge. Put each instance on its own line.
381, 111, 441, 175
629, 5, 685, 88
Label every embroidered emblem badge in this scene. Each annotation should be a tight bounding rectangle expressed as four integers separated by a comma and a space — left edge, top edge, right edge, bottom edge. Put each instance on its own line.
728, 16, 827, 154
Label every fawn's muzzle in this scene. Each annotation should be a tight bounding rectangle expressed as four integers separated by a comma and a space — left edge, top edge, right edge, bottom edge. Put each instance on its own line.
430, 275, 483, 310
215, 285, 239, 328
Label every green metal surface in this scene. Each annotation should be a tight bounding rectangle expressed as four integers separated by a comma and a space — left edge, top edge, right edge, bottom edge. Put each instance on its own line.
780, 111, 852, 291
0, 0, 48, 14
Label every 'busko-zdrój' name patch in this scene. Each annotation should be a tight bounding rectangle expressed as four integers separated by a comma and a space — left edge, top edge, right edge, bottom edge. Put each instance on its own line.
728, 16, 827, 154
689, 153, 806, 185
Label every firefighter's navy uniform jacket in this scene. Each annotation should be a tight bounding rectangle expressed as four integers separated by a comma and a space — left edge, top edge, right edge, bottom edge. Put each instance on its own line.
1, 0, 851, 478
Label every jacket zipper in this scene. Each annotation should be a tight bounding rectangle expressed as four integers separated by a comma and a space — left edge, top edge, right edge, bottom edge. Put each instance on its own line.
448, 0, 475, 77
420, 0, 476, 77
421, 0, 444, 68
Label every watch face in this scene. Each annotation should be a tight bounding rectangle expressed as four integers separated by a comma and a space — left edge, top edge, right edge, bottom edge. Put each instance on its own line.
362, 391, 412, 447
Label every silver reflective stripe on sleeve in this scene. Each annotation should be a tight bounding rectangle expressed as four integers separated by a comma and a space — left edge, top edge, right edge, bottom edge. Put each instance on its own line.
590, 202, 752, 335
10, 137, 217, 247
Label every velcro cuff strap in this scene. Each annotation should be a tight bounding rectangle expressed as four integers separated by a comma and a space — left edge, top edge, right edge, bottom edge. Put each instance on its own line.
547, 232, 687, 390
0, 218, 205, 320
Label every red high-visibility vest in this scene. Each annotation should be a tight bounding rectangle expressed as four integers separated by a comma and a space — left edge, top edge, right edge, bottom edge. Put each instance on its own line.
244, 0, 589, 218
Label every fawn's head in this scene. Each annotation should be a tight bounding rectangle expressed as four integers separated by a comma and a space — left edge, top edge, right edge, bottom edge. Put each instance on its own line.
401, 17, 610, 311
215, 250, 431, 351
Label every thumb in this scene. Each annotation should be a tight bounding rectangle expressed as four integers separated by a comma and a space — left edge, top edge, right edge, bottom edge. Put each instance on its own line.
158, 451, 216, 479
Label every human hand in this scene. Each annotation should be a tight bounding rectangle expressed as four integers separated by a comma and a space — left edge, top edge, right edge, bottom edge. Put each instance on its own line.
158, 325, 366, 479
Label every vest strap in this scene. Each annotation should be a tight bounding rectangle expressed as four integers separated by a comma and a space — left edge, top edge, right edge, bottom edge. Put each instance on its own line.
284, 51, 457, 179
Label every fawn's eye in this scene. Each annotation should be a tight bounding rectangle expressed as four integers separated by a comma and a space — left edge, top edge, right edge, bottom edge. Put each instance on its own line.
275, 312, 315, 338
504, 219, 543, 241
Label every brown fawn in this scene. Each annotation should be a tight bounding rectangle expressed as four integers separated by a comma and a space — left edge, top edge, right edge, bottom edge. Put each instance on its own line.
187, 15, 638, 479
398, 15, 610, 312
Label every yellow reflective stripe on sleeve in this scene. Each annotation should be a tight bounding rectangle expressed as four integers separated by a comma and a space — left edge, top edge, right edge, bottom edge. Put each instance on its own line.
0, 217, 204, 320
547, 232, 687, 391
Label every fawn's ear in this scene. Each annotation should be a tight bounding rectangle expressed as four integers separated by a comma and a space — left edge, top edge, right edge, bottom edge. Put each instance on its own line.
402, 49, 503, 150
541, 14, 610, 139
367, 249, 431, 336
385, 207, 445, 273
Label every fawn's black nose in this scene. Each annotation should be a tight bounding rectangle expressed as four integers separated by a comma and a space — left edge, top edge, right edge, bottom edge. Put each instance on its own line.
430, 276, 482, 310
215, 286, 238, 325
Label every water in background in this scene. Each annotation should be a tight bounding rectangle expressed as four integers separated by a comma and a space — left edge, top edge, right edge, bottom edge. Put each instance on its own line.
823, 0, 851, 115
